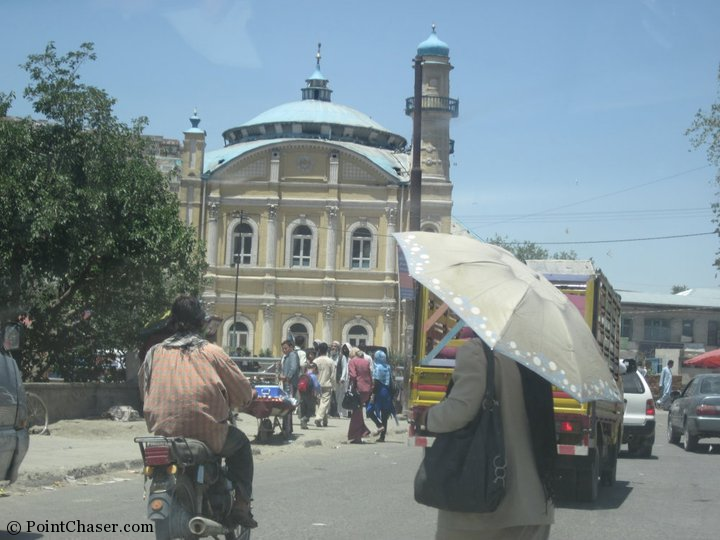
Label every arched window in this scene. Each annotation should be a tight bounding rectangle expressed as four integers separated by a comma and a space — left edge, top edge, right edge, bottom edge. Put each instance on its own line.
348, 324, 369, 348
289, 322, 309, 347
291, 225, 313, 267
233, 222, 253, 265
225, 216, 258, 266
345, 222, 378, 269
351, 227, 372, 269
228, 322, 249, 354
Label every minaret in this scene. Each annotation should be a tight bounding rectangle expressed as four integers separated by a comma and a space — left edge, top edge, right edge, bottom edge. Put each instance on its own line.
182, 109, 206, 240
183, 109, 206, 178
406, 25, 458, 181
301, 43, 332, 102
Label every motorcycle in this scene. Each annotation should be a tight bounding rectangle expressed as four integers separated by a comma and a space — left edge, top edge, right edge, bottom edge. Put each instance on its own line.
135, 431, 251, 540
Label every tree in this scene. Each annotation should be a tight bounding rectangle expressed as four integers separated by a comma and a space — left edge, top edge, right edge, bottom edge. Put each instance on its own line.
0, 43, 206, 380
672, 285, 689, 294
687, 65, 720, 271
486, 234, 577, 263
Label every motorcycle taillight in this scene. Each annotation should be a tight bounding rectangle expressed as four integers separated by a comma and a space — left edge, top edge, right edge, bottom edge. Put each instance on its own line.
144, 444, 172, 466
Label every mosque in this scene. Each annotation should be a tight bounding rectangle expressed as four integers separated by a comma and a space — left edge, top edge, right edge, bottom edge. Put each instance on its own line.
173, 28, 458, 356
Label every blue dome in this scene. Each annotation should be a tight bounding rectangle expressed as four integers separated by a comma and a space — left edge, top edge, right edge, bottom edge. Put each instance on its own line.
241, 100, 389, 132
417, 27, 449, 57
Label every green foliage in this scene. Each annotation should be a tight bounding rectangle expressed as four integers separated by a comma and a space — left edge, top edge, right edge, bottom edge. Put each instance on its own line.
486, 234, 577, 263
0, 42, 206, 381
0, 91, 13, 117
687, 65, 720, 270
257, 348, 274, 358
672, 284, 689, 294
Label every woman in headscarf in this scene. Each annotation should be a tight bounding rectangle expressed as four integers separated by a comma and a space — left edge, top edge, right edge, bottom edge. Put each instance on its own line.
367, 350, 395, 442
347, 346, 372, 444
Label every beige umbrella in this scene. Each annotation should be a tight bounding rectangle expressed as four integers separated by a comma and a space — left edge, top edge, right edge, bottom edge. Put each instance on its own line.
395, 231, 621, 403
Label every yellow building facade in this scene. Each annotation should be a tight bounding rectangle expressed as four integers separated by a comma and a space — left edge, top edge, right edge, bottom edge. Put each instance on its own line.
175, 30, 458, 357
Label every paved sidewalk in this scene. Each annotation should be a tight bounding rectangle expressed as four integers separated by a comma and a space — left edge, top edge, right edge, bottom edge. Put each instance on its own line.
5, 412, 407, 491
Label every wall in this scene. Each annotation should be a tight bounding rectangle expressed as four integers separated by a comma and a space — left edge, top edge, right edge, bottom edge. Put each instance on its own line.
25, 382, 141, 423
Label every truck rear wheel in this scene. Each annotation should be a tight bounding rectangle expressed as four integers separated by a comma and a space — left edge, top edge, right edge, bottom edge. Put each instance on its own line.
576, 449, 599, 502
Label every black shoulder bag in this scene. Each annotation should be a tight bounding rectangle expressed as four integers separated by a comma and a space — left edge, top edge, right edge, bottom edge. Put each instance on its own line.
414, 343, 506, 513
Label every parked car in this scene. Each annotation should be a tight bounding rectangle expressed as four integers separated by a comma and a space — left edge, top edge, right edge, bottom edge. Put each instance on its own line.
667, 373, 720, 452
0, 323, 29, 484
621, 361, 655, 457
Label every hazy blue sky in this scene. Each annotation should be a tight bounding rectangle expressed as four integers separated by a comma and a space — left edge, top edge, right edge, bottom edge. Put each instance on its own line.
3, 0, 720, 294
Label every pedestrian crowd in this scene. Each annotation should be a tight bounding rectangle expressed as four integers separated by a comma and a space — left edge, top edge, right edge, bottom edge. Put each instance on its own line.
279, 337, 396, 444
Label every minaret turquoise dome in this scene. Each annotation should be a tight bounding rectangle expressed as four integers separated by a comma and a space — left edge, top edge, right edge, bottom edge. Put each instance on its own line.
417, 25, 449, 57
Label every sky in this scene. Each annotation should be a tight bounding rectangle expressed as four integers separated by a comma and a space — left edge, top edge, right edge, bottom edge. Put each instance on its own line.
2, 0, 720, 294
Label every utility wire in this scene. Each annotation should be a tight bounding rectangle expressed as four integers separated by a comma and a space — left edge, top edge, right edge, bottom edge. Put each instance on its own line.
527, 231, 716, 246
470, 164, 713, 229
457, 207, 713, 224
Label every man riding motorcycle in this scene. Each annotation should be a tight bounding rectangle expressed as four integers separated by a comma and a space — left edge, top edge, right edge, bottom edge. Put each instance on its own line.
139, 295, 258, 529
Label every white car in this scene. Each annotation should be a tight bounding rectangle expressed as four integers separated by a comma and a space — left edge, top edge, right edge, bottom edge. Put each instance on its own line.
621, 363, 656, 457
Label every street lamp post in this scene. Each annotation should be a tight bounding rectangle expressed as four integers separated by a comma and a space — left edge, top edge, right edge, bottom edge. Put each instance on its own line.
232, 210, 244, 353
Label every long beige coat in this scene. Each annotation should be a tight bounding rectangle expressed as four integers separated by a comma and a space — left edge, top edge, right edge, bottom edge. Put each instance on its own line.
426, 339, 554, 535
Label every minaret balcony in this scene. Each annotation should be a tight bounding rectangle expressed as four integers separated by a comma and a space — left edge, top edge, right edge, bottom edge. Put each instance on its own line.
405, 96, 459, 117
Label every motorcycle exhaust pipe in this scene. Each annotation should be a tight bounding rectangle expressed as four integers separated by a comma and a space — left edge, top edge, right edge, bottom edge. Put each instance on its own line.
188, 516, 225, 537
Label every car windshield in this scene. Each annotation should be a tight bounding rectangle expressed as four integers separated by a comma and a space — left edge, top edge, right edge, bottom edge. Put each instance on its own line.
621, 372, 645, 394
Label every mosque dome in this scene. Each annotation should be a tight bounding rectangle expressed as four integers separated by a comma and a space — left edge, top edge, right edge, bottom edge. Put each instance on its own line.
221, 44, 406, 150
417, 26, 449, 57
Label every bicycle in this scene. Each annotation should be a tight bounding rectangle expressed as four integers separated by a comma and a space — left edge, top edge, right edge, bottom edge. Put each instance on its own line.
25, 392, 49, 435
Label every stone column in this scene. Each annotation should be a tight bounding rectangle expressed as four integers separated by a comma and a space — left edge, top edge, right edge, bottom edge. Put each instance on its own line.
270, 151, 280, 183
262, 303, 275, 351
385, 206, 397, 273
325, 205, 338, 271
266, 204, 278, 267
186, 186, 194, 225
382, 307, 396, 349
328, 152, 339, 185
322, 304, 336, 343
206, 203, 219, 266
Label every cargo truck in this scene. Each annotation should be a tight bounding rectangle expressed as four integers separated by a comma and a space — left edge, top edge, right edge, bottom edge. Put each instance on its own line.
406, 259, 623, 503
526, 260, 623, 502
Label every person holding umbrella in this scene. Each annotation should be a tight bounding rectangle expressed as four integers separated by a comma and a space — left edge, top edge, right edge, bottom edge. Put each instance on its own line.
415, 339, 556, 540
396, 232, 625, 539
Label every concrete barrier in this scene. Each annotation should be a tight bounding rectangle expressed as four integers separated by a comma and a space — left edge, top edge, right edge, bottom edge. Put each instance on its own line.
25, 382, 141, 422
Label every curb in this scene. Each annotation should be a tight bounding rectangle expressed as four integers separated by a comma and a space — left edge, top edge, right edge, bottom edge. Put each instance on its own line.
14, 459, 144, 489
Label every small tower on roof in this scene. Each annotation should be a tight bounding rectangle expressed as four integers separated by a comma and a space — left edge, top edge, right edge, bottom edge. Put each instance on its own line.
301, 43, 333, 102
183, 108, 206, 179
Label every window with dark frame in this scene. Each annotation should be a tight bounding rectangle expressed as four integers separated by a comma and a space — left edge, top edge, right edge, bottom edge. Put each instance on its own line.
621, 317, 634, 339
290, 323, 308, 347
233, 222, 253, 265
351, 227, 372, 269
643, 318, 670, 341
229, 322, 249, 352
682, 319, 694, 340
291, 225, 312, 267
348, 324, 369, 347
708, 321, 719, 346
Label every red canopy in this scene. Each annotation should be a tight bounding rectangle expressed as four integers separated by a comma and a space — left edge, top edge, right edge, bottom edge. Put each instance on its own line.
684, 349, 720, 368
